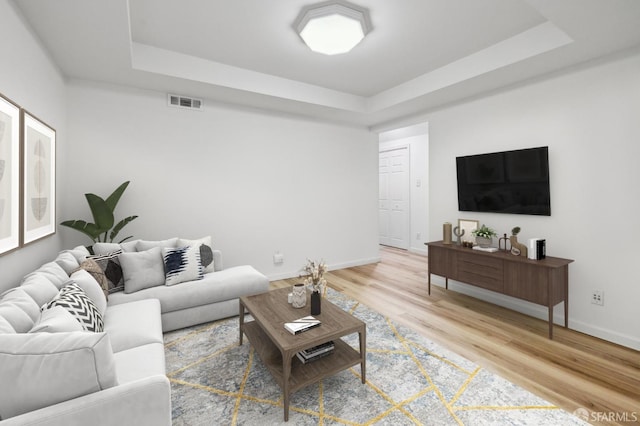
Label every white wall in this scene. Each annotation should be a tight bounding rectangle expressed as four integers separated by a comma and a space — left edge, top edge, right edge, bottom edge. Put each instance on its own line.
63, 80, 380, 279
0, 1, 67, 293
379, 123, 429, 254
424, 50, 640, 349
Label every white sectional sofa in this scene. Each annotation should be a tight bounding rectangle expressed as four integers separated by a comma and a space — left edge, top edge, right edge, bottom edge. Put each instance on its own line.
0, 238, 269, 425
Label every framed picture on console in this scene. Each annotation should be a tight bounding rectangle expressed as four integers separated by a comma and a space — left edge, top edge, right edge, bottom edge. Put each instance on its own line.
22, 111, 56, 245
0, 93, 21, 255
458, 218, 478, 243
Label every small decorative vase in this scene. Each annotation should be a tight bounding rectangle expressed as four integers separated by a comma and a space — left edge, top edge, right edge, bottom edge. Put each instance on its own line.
291, 283, 306, 308
443, 222, 452, 244
509, 235, 528, 257
475, 236, 492, 248
310, 291, 321, 315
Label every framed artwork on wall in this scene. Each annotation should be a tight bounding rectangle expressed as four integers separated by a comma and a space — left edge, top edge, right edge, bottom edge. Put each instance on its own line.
457, 218, 478, 243
22, 111, 56, 245
0, 94, 21, 255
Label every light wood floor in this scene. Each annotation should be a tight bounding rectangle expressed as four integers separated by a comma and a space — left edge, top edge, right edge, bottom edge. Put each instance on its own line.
271, 246, 640, 426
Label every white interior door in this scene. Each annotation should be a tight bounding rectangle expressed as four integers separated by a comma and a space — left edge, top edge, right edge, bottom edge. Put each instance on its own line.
379, 147, 410, 249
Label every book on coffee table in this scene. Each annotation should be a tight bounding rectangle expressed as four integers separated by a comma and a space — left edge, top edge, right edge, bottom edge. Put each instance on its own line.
297, 341, 335, 363
284, 316, 321, 335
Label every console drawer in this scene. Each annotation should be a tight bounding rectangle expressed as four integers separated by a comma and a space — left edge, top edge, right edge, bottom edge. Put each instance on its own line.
457, 253, 503, 292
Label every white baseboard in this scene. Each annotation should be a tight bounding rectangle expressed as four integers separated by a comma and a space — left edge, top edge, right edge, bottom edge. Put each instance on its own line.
408, 247, 428, 256
266, 256, 381, 282
430, 277, 640, 350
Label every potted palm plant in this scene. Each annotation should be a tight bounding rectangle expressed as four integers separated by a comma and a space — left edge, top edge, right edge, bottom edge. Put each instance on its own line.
60, 181, 138, 249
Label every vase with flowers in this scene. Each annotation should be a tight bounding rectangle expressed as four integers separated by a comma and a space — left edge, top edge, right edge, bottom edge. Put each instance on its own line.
301, 259, 327, 315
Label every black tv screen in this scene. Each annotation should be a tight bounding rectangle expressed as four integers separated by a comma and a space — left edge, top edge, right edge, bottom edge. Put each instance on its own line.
456, 146, 550, 216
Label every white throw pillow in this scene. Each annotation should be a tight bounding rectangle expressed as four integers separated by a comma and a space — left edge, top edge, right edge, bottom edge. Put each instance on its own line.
177, 236, 215, 273
162, 245, 203, 286
119, 247, 166, 293
136, 237, 178, 252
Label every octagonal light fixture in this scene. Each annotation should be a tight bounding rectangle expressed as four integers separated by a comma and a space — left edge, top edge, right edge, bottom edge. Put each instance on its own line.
294, 1, 372, 56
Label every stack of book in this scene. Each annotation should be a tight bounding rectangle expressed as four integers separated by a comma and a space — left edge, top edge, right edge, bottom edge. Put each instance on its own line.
296, 341, 335, 364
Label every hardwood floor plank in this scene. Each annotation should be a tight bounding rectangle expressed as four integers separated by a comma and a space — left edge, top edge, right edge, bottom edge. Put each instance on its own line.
271, 246, 640, 426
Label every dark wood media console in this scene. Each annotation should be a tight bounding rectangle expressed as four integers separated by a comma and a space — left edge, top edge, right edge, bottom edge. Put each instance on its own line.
426, 240, 574, 339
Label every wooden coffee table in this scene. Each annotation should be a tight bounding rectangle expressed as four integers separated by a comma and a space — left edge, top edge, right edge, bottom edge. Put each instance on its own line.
239, 287, 366, 421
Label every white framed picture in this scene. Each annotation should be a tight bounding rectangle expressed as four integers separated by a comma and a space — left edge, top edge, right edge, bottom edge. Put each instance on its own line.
0, 93, 20, 255
22, 111, 56, 245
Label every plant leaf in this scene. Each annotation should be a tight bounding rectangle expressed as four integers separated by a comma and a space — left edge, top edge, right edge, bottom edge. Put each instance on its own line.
105, 181, 130, 213
109, 215, 138, 242
60, 220, 102, 241
85, 193, 114, 232
117, 235, 134, 244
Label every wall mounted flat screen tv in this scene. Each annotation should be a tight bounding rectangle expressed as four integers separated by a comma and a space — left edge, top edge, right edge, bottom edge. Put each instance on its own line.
456, 146, 550, 216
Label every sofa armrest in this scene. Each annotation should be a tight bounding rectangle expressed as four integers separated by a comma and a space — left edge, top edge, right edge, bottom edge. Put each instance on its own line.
213, 249, 223, 271
0, 375, 171, 426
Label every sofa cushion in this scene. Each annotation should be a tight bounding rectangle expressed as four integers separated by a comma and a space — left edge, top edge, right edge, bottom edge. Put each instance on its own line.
0, 288, 40, 333
108, 265, 268, 314
0, 316, 15, 334
0, 332, 118, 419
23, 262, 69, 290
113, 343, 166, 384
44, 283, 104, 333
104, 299, 163, 353
29, 305, 84, 333
136, 237, 178, 252
68, 245, 92, 262
177, 236, 215, 273
19, 274, 59, 307
74, 258, 109, 298
92, 240, 139, 255
88, 250, 125, 293
119, 247, 165, 293
54, 251, 81, 275
70, 269, 108, 316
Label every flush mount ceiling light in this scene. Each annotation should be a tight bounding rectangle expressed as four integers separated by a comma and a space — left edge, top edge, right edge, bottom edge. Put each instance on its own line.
294, 1, 372, 55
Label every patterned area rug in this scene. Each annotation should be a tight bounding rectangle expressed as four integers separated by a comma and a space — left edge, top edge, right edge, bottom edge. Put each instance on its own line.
164, 289, 587, 425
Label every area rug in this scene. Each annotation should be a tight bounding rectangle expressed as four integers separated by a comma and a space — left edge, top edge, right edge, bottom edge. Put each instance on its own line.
164, 288, 587, 425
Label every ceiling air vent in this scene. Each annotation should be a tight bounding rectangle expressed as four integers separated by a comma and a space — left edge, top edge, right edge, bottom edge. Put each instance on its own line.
168, 94, 203, 111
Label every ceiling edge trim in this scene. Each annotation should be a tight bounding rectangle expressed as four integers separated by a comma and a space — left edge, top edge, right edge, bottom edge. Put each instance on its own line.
367, 21, 573, 112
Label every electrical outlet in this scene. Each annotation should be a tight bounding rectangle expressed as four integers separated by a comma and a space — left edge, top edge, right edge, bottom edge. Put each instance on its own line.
591, 290, 604, 306
416, 233, 421, 240
273, 252, 284, 265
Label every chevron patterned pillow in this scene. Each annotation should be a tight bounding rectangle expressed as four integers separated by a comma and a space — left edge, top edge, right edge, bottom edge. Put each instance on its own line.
43, 282, 104, 332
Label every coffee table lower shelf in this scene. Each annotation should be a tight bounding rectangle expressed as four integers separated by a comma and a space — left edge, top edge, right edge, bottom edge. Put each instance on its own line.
242, 321, 364, 393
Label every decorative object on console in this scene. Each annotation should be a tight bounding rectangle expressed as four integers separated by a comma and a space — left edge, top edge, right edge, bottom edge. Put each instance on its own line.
471, 224, 497, 248
499, 233, 511, 251
291, 283, 306, 308
443, 222, 452, 244
509, 226, 528, 257
453, 226, 464, 245
528, 238, 546, 260
60, 181, 138, 248
457, 219, 478, 244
